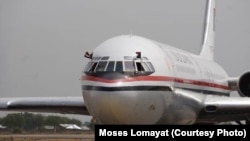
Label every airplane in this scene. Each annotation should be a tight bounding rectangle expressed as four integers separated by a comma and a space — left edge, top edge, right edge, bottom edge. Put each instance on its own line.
1, 0, 250, 125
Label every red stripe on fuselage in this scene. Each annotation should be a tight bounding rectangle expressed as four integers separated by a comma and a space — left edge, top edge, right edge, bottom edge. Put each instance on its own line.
82, 75, 228, 90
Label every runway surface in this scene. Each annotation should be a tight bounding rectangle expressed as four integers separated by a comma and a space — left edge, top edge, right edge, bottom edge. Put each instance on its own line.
0, 133, 94, 141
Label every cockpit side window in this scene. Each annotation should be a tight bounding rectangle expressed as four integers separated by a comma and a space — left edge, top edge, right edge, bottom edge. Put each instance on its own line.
90, 62, 98, 72
84, 62, 93, 72
124, 61, 135, 72
136, 62, 145, 71
95, 61, 107, 72
146, 62, 155, 72
115, 61, 123, 72
141, 62, 150, 72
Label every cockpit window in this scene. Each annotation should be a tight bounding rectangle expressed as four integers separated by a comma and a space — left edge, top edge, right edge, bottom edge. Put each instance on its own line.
124, 61, 135, 72
124, 56, 133, 60
84, 62, 93, 72
101, 56, 109, 60
92, 57, 101, 61
106, 61, 115, 72
141, 62, 150, 72
115, 61, 123, 72
146, 62, 155, 72
84, 56, 155, 76
136, 62, 144, 71
90, 62, 98, 72
95, 61, 107, 72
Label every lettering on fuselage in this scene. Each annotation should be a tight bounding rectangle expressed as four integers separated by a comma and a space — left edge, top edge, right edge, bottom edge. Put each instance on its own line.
171, 52, 193, 64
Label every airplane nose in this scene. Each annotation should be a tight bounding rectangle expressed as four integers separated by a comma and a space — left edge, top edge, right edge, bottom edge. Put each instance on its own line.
83, 89, 136, 124
82, 81, 166, 124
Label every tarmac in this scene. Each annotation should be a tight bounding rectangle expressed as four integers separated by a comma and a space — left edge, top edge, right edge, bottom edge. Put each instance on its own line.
0, 133, 94, 141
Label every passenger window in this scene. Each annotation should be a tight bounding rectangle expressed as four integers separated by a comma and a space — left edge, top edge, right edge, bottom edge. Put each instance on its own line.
106, 61, 115, 72
136, 62, 144, 71
115, 61, 123, 72
124, 61, 135, 72
95, 62, 107, 72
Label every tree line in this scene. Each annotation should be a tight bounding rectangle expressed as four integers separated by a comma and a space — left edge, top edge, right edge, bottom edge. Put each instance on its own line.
0, 112, 85, 133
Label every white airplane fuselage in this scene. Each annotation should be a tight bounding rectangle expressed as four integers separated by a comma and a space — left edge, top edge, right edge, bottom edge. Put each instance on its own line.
2, 0, 250, 125
81, 35, 229, 124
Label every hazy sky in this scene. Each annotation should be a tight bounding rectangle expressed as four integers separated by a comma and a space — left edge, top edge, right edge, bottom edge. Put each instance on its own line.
0, 0, 250, 122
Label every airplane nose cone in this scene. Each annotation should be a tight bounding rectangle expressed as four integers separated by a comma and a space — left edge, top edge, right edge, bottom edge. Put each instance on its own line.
83, 90, 165, 124
84, 90, 136, 124
82, 82, 166, 124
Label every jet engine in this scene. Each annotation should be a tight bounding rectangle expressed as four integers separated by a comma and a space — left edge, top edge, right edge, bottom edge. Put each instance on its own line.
237, 71, 250, 97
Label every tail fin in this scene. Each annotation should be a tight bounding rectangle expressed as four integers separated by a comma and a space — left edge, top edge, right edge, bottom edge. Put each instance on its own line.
199, 0, 215, 60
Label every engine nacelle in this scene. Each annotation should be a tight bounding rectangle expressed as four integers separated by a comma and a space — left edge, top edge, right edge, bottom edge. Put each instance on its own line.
237, 71, 250, 97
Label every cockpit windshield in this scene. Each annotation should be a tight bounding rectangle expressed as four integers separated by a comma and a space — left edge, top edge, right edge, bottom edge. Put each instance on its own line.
84, 56, 155, 76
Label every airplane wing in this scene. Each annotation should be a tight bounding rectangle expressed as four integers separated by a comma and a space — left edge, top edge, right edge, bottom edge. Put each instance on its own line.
197, 72, 250, 123
0, 97, 89, 115
197, 95, 250, 123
